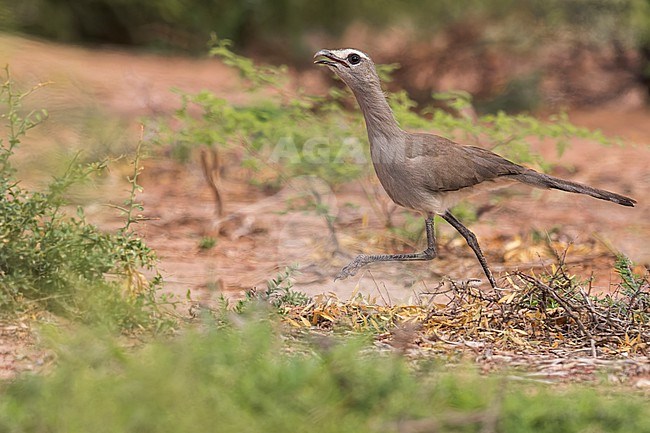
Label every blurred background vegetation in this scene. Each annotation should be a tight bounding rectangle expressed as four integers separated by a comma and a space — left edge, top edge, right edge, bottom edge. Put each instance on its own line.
0, 0, 648, 55
1, 0, 649, 111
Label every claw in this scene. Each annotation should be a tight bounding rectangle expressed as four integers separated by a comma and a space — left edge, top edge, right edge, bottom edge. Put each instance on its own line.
334, 266, 355, 281
334, 255, 368, 281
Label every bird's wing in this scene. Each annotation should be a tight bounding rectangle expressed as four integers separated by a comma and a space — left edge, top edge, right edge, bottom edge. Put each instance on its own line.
405, 133, 527, 193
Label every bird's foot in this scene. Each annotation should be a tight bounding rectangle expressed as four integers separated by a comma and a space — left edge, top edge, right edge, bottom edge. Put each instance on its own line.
334, 254, 370, 281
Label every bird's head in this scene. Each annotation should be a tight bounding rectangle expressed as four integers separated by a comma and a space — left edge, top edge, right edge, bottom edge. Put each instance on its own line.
313, 48, 379, 89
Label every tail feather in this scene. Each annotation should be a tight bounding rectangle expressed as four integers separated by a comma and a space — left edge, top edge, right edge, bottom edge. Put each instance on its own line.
514, 171, 636, 207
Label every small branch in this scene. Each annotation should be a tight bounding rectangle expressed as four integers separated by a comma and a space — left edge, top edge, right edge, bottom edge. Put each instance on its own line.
200, 147, 224, 217
122, 125, 146, 232
517, 272, 595, 343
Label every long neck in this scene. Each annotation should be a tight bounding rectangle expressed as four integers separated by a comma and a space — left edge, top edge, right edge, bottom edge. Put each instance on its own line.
349, 79, 403, 142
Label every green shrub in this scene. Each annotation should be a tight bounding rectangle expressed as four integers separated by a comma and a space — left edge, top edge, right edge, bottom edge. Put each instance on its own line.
0, 68, 165, 329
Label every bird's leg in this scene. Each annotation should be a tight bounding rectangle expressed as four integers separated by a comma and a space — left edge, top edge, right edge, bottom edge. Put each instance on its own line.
440, 211, 498, 288
335, 216, 437, 280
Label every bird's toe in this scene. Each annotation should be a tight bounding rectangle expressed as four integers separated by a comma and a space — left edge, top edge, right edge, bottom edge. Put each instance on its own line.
334, 255, 368, 281
334, 264, 358, 281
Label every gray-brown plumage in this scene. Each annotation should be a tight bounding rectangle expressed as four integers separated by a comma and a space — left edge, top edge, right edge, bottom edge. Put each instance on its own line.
314, 48, 636, 287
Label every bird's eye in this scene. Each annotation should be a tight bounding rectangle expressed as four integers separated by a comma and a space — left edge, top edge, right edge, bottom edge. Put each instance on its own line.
347, 53, 361, 65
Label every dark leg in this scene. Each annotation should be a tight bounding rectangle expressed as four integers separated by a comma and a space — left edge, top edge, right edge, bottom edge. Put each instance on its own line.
335, 216, 437, 280
441, 211, 497, 288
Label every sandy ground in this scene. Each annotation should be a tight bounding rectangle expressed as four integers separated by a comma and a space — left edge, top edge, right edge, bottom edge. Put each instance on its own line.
1, 33, 649, 309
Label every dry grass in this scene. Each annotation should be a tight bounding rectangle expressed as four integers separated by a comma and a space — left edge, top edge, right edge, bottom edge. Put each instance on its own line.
259, 253, 650, 383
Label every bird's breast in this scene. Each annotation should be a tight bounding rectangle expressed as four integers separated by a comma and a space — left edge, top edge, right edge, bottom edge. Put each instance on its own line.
370, 156, 442, 213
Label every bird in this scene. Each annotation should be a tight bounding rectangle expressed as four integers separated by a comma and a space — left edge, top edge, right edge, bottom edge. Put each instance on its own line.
313, 48, 636, 288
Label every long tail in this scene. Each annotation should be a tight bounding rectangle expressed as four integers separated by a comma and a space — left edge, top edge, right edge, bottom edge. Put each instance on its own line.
514, 171, 636, 207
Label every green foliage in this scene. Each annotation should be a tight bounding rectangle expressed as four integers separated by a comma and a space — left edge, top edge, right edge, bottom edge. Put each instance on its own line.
0, 69, 165, 329
198, 236, 217, 250
110, 130, 149, 234
158, 39, 369, 187
209, 37, 289, 89
263, 265, 310, 309
0, 318, 648, 433
615, 254, 647, 294
230, 265, 310, 314
612, 254, 649, 321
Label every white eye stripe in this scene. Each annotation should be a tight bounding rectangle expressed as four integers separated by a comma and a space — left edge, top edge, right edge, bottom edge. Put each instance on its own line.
332, 48, 370, 61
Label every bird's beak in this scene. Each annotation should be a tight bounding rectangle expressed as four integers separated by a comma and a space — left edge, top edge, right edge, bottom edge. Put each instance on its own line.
313, 50, 349, 68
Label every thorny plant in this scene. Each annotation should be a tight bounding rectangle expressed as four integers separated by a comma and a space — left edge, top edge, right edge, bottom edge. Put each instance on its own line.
228, 250, 649, 357
118, 125, 150, 233
214, 265, 310, 316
